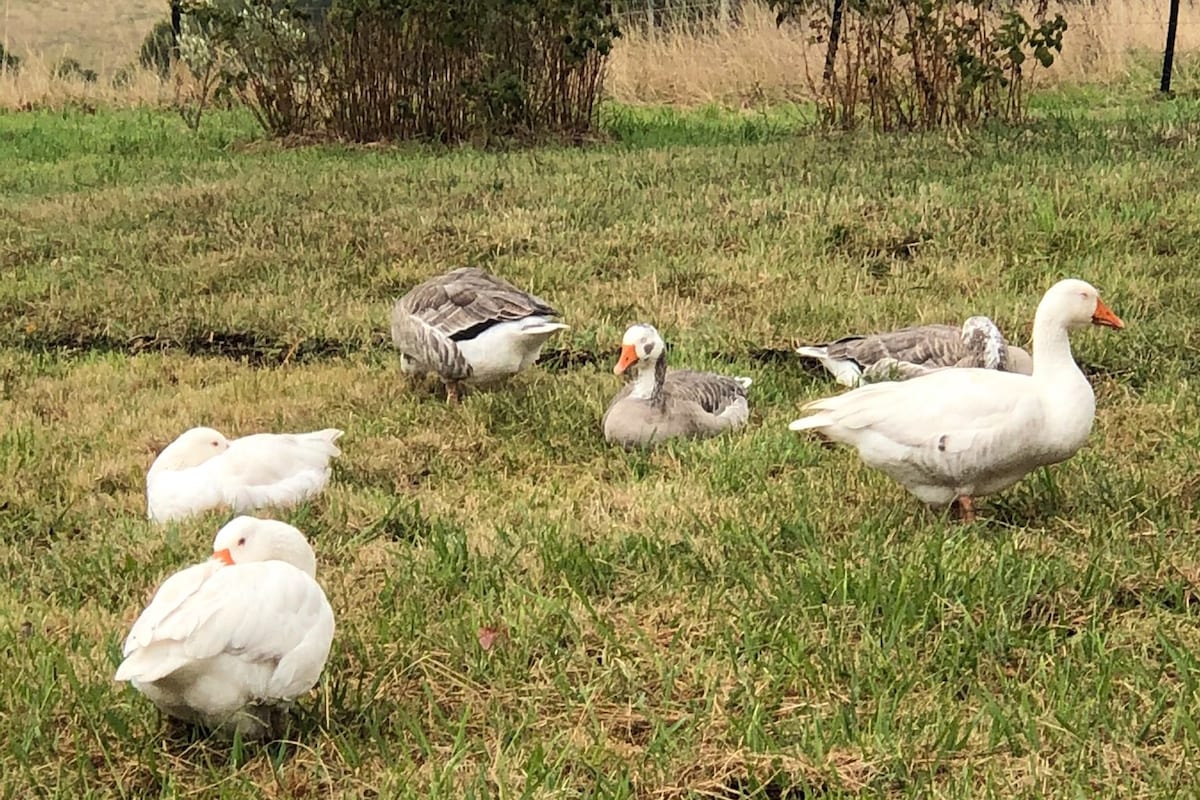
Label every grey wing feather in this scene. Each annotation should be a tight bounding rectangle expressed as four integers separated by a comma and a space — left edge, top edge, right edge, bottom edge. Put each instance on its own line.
399, 267, 560, 339
825, 324, 966, 369
390, 305, 471, 380
666, 370, 749, 415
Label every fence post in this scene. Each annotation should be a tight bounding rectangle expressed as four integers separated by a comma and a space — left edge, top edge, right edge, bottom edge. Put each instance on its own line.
1161, 0, 1181, 93
719, 0, 730, 27
645, 0, 655, 37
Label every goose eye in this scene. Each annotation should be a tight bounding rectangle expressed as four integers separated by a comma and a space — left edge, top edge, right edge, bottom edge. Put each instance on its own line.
641, 343, 654, 356
212, 441, 220, 447
237, 537, 246, 546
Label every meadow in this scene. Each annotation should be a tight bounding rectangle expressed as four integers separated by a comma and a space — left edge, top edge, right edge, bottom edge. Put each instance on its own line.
2, 84, 1200, 797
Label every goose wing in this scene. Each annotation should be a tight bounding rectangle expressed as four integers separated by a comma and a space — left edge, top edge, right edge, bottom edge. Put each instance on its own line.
116, 561, 334, 700
398, 268, 560, 340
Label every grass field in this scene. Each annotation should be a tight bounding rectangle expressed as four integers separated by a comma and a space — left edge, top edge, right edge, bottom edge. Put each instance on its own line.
2, 88, 1200, 797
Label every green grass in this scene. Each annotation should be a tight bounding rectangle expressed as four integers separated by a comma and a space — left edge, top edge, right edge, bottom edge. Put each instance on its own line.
2, 90, 1200, 798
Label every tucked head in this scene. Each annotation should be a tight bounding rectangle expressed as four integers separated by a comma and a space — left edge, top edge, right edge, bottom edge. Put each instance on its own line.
1039, 279, 1124, 330
211, 516, 318, 578
614, 323, 666, 376
149, 427, 230, 473
960, 316, 1006, 368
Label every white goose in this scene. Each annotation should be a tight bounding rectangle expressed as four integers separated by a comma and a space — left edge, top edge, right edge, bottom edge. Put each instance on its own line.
603, 323, 752, 448
390, 267, 569, 402
798, 316, 1034, 386
788, 279, 1124, 521
146, 427, 344, 524
115, 516, 335, 739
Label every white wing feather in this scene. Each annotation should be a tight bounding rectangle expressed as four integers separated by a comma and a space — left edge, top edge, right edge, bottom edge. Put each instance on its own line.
115, 562, 334, 701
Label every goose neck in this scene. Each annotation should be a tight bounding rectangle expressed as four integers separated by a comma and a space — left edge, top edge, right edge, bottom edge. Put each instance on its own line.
629, 356, 666, 403
1030, 313, 1078, 380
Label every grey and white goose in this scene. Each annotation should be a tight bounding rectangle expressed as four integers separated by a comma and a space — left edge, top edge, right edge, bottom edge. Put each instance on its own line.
390, 267, 568, 402
602, 323, 752, 448
796, 316, 1033, 387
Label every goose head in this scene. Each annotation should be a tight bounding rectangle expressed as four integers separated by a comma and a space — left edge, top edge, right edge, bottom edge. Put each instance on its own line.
614, 323, 666, 376
210, 516, 318, 578
1039, 279, 1124, 331
149, 427, 230, 474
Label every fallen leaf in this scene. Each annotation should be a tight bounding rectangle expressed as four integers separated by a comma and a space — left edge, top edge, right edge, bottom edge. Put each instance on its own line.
477, 624, 509, 652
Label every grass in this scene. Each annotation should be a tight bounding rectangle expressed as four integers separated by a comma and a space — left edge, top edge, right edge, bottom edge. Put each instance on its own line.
2, 89, 1200, 797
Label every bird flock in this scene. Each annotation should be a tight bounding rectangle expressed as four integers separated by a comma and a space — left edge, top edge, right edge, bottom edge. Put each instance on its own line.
118, 268, 1123, 739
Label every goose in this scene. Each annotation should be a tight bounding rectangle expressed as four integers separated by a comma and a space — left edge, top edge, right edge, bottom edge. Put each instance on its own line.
797, 316, 1033, 387
602, 323, 752, 448
147, 427, 343, 524
115, 516, 335, 739
390, 267, 569, 402
788, 279, 1124, 521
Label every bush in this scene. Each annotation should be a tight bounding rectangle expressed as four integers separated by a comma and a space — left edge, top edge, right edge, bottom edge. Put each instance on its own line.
175, 0, 620, 142
52, 57, 99, 83
140, 18, 179, 77
0, 42, 20, 75
771, 0, 1068, 131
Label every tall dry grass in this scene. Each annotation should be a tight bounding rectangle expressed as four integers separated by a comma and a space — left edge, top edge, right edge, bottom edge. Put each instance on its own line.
606, 0, 1200, 107
1, 0, 1196, 110
0, 53, 172, 109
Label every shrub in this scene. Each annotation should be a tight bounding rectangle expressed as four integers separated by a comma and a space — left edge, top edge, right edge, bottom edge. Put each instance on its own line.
1, 43, 21, 75
140, 18, 179, 77
52, 57, 99, 83
174, 0, 620, 142
770, 0, 1068, 130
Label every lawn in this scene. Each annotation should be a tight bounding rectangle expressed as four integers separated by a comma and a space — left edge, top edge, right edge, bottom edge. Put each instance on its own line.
2, 91, 1200, 798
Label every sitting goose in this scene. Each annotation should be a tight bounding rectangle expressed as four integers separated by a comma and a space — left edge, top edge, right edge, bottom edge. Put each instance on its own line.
147, 427, 344, 524
390, 267, 569, 402
797, 316, 1033, 387
789, 279, 1123, 521
115, 516, 335, 739
602, 323, 752, 448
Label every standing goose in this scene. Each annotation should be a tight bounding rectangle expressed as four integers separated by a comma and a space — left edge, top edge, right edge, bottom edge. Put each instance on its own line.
788, 279, 1123, 521
146, 426, 344, 524
115, 516, 335, 739
797, 316, 1033, 387
602, 323, 752, 448
390, 267, 569, 402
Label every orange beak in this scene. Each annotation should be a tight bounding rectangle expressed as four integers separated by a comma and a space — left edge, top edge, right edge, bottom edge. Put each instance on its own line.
614, 344, 639, 375
1091, 297, 1124, 329
212, 548, 234, 566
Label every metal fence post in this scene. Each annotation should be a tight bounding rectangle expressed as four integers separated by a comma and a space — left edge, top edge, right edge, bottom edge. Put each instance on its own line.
1161, 0, 1181, 93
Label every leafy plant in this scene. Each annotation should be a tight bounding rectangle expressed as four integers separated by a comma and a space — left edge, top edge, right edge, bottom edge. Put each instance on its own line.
771, 0, 1069, 130
172, 0, 620, 142
178, 0, 321, 136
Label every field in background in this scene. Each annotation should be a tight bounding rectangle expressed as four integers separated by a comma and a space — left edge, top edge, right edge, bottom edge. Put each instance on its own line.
1, 0, 162, 71
1, 92, 1199, 797
608, 0, 1200, 106
2, 0, 1199, 109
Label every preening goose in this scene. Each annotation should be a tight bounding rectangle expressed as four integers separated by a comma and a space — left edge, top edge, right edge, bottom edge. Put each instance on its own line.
390, 267, 569, 402
797, 316, 1033, 387
602, 323, 752, 448
788, 279, 1124, 521
115, 516, 335, 739
146, 426, 343, 524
